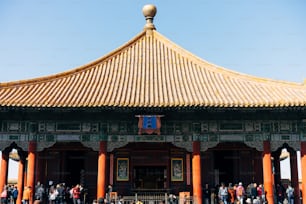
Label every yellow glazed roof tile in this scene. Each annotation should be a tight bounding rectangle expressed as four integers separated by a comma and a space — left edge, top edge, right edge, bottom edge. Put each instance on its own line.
0, 28, 305, 109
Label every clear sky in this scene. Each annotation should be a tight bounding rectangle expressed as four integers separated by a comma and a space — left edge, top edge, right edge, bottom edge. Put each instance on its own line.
0, 0, 305, 83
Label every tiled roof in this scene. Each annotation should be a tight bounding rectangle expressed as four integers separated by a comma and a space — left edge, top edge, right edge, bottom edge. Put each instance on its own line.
0, 30, 305, 109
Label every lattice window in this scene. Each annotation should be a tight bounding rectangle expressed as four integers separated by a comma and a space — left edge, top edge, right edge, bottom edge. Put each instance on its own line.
56, 122, 81, 132
281, 135, 290, 140
192, 123, 201, 134
302, 121, 306, 133
245, 122, 252, 132
201, 123, 208, 132
127, 122, 137, 134
273, 122, 279, 132
165, 122, 174, 134
280, 122, 290, 131
291, 122, 298, 132
174, 123, 182, 134
29, 122, 38, 133
2, 122, 8, 132
209, 122, 218, 131
119, 122, 127, 134
91, 123, 99, 133
182, 123, 190, 134
254, 122, 261, 132
219, 122, 243, 131
261, 123, 271, 132
46, 123, 56, 132
38, 122, 45, 132
82, 123, 91, 132
110, 122, 119, 134
101, 122, 108, 134
8, 122, 20, 132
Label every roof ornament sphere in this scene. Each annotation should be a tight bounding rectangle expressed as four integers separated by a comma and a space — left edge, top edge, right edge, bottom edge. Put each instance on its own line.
142, 4, 157, 31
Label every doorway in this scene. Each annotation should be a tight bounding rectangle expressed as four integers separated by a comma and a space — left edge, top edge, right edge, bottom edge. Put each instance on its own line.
134, 166, 166, 189
65, 151, 85, 187
214, 150, 235, 184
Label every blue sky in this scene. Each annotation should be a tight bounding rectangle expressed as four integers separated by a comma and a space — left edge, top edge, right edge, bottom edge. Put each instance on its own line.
0, 0, 305, 83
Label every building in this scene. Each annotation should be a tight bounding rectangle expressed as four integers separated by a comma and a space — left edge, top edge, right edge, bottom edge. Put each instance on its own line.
0, 4, 305, 204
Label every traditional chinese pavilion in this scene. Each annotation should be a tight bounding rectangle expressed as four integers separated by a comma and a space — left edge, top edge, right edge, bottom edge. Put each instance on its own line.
0, 4, 305, 204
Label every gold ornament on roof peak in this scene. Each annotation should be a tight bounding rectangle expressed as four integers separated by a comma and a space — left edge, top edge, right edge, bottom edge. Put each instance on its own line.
143, 4, 157, 31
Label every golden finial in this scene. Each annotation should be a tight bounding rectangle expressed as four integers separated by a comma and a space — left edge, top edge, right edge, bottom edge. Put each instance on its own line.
142, 4, 157, 31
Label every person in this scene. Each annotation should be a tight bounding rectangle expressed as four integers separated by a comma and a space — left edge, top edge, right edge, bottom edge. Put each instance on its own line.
276, 184, 285, 204
256, 184, 263, 204
11, 186, 18, 204
286, 184, 294, 204
168, 194, 176, 204
106, 185, 112, 203
57, 183, 66, 204
22, 186, 32, 204
236, 182, 245, 204
48, 185, 58, 204
7, 185, 13, 204
136, 200, 143, 204
35, 183, 45, 202
250, 183, 257, 203
228, 183, 235, 204
97, 197, 104, 204
203, 183, 211, 204
1, 185, 7, 204
72, 184, 81, 204
218, 182, 228, 204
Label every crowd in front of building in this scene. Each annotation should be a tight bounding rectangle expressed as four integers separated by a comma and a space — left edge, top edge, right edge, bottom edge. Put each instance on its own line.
31, 181, 88, 204
0, 180, 297, 204
0, 181, 89, 204
203, 182, 295, 204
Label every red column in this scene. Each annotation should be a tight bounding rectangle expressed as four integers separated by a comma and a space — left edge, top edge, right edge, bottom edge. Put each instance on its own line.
17, 158, 25, 204
262, 141, 273, 204
26, 141, 36, 204
97, 141, 107, 199
192, 141, 202, 204
301, 142, 306, 204
0, 150, 9, 190
290, 151, 299, 204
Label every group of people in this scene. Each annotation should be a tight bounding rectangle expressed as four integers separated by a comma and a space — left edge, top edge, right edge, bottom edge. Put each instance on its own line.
203, 182, 265, 204
0, 181, 296, 204
0, 181, 88, 204
204, 182, 296, 204
276, 183, 295, 204
6, 181, 88, 204
32, 182, 87, 204
0, 185, 18, 204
